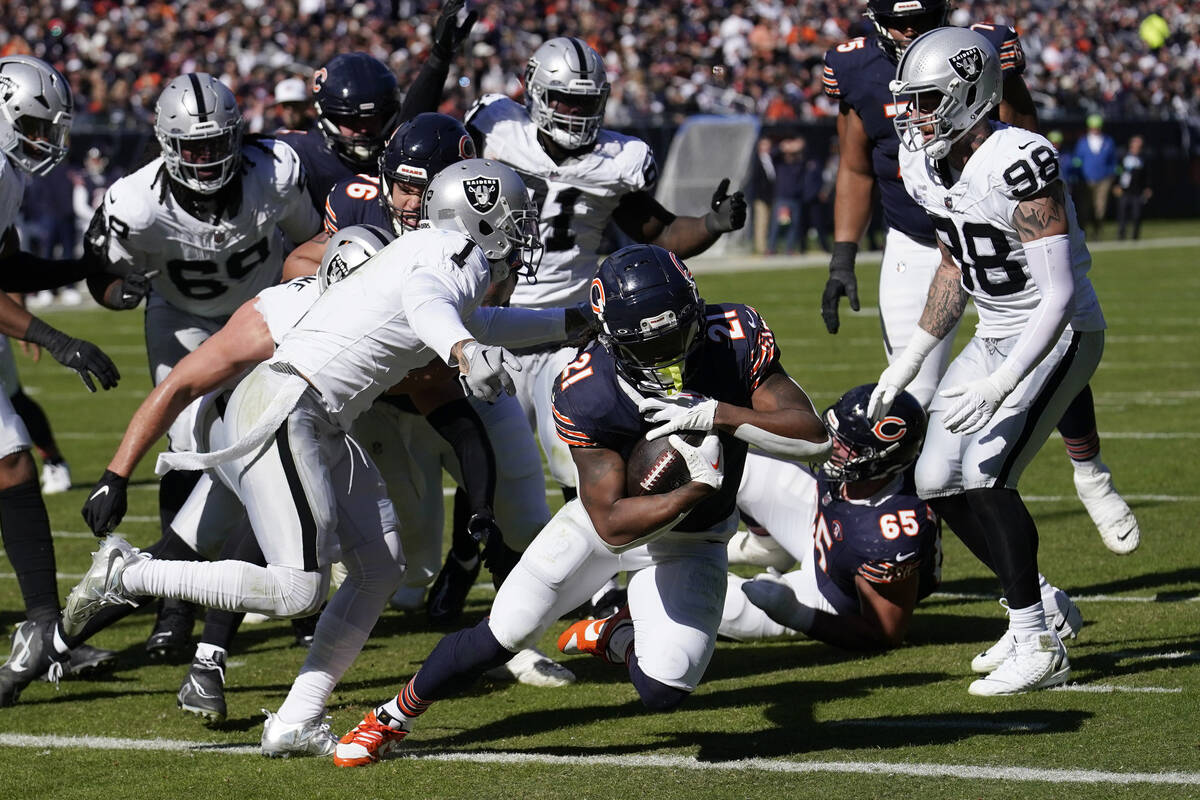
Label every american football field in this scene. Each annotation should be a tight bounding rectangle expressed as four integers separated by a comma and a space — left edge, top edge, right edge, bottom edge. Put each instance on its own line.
1, 221, 1197, 800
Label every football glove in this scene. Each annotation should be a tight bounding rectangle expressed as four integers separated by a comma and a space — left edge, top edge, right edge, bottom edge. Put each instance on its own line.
81, 470, 129, 536
867, 329, 943, 423
432, 0, 478, 60
820, 242, 859, 334
113, 269, 158, 310
939, 366, 1020, 435
471, 513, 521, 589
24, 317, 120, 392
669, 432, 723, 490
457, 341, 521, 403
704, 178, 747, 234
639, 393, 718, 441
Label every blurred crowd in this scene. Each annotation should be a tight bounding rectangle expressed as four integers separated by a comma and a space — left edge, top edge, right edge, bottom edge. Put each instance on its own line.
1, 0, 1197, 134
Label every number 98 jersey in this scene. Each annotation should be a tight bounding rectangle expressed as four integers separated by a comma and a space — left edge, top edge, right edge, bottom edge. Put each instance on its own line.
897, 124, 1105, 338
89, 139, 321, 318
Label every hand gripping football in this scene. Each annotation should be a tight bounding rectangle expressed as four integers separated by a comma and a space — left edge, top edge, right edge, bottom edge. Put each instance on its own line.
625, 431, 705, 496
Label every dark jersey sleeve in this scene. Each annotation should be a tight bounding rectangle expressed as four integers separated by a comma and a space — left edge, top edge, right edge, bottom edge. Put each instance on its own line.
970, 22, 1026, 76
323, 175, 389, 234
399, 51, 451, 123
698, 303, 781, 399
551, 344, 644, 454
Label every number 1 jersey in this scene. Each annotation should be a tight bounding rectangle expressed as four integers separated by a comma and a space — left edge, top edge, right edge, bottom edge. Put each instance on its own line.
897, 124, 1105, 338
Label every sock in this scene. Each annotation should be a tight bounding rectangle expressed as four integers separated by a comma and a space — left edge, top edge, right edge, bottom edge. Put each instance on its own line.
1008, 602, 1047, 636
199, 525, 269, 650
0, 477, 59, 624
158, 469, 203, 540
378, 679, 430, 729
607, 623, 635, 664
51, 620, 71, 657
409, 617, 515, 702
195, 641, 226, 661
1057, 385, 1101, 462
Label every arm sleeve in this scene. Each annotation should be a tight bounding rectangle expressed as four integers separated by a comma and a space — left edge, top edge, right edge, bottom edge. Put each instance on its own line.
465, 305, 567, 349
399, 51, 451, 123
996, 233, 1073, 388
425, 397, 496, 516
0, 251, 99, 292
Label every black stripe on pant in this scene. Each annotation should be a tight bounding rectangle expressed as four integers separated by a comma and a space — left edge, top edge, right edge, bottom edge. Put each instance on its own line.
275, 421, 319, 572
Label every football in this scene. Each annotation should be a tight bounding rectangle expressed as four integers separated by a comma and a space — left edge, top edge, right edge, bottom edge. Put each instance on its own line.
625, 431, 705, 497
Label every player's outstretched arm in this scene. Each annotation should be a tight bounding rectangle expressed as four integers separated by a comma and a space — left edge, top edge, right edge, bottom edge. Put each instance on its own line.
612, 180, 746, 259
807, 572, 920, 650
574, 445, 713, 551
822, 107, 876, 334
283, 230, 330, 280
998, 73, 1038, 132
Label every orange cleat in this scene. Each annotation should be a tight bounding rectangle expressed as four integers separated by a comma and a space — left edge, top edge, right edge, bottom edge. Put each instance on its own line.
556, 605, 633, 664
333, 710, 408, 767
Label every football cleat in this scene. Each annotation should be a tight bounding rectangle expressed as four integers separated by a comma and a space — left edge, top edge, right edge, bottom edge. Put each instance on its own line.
726, 530, 796, 572
485, 647, 576, 688
0, 620, 66, 706
334, 710, 409, 767
557, 605, 633, 665
177, 651, 227, 723
42, 643, 118, 681
63, 535, 140, 638
291, 608, 321, 648
145, 599, 196, 661
40, 461, 72, 494
426, 554, 481, 625
1074, 464, 1140, 554
388, 584, 427, 612
972, 593, 1082, 673
968, 631, 1070, 696
260, 709, 337, 758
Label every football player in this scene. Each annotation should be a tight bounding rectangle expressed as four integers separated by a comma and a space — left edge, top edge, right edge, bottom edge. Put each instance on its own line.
868, 28, 1107, 694
332, 243, 830, 768
819, 0, 1138, 555
465, 37, 748, 501
82, 72, 323, 658
0, 55, 123, 707
65, 160, 580, 755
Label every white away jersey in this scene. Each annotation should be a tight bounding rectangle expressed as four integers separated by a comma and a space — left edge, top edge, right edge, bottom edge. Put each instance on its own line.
254, 274, 320, 343
270, 226, 564, 431
898, 125, 1105, 338
466, 94, 656, 309
93, 139, 320, 318
0, 155, 27, 234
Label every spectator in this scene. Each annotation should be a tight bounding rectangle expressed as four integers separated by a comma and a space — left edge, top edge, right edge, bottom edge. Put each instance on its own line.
268, 77, 314, 133
747, 137, 776, 255
20, 165, 79, 307
767, 137, 810, 255
1115, 135, 1152, 241
1072, 114, 1118, 240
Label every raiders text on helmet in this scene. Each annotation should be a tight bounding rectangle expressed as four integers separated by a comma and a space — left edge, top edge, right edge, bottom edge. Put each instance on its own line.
0, 55, 73, 176
525, 37, 610, 150
889, 27, 1002, 160
155, 73, 244, 194
317, 224, 394, 292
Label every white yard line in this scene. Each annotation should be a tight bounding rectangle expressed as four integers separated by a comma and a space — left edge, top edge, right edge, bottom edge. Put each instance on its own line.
0, 733, 1197, 784
1049, 684, 1183, 694
930, 591, 1199, 603
827, 718, 1049, 732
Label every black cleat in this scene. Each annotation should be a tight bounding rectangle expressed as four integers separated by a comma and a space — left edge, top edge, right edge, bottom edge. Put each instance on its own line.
426, 554, 481, 625
177, 651, 227, 723
290, 609, 321, 649
145, 599, 197, 661
40, 643, 118, 681
0, 620, 66, 706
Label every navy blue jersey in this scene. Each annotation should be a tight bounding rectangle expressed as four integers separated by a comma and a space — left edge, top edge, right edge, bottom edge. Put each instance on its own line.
811, 470, 940, 616
322, 173, 389, 234
275, 129, 358, 211
554, 303, 780, 532
822, 24, 1025, 244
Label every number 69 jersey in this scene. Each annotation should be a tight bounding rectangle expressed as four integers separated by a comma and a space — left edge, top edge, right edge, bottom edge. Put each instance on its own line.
466, 95, 657, 310
897, 124, 1105, 339
89, 139, 321, 318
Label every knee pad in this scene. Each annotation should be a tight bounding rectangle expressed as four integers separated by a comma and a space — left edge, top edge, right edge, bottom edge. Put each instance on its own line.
629, 657, 690, 712
267, 564, 328, 618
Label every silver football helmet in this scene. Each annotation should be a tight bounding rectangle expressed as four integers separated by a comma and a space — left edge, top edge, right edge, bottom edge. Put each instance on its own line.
421, 159, 543, 282
155, 73, 244, 194
317, 224, 394, 292
0, 55, 73, 176
525, 37, 609, 150
889, 28, 1002, 160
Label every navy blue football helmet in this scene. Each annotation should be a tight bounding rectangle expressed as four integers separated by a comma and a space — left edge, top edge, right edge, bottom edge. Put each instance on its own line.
590, 244, 704, 395
312, 53, 401, 166
379, 113, 476, 234
821, 383, 927, 484
866, 0, 950, 61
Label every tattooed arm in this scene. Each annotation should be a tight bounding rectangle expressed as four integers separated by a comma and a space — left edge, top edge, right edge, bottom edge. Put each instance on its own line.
1013, 181, 1068, 242
573, 445, 713, 550
917, 239, 969, 338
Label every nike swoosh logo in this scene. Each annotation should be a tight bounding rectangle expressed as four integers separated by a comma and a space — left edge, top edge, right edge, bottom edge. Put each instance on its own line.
1116, 529, 1135, 541
709, 459, 721, 470
1018, 141, 1035, 150
89, 486, 110, 501
582, 620, 604, 643
895, 551, 918, 562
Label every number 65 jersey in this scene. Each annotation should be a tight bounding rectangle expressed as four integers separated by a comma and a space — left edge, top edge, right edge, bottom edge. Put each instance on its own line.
89, 139, 321, 318
897, 124, 1105, 339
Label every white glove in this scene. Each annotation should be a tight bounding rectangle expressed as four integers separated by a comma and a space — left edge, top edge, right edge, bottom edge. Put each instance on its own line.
939, 368, 1017, 435
668, 432, 723, 490
457, 341, 522, 403
741, 575, 816, 633
867, 328, 943, 423
639, 392, 718, 441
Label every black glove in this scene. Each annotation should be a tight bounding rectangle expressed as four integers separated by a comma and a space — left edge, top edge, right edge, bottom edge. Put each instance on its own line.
114, 269, 157, 310
24, 317, 121, 392
470, 512, 521, 589
820, 242, 860, 334
564, 301, 597, 343
704, 177, 748, 234
432, 0, 478, 60
81, 470, 130, 536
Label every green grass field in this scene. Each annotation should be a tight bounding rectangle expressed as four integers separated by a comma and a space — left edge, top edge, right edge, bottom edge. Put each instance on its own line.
1, 223, 1198, 799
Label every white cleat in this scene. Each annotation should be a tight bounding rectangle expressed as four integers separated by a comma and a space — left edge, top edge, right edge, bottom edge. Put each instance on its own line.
485, 647, 576, 688
40, 461, 72, 494
1046, 588, 1083, 640
260, 709, 337, 758
726, 530, 796, 572
388, 584, 427, 612
1074, 464, 1140, 554
969, 631, 1070, 696
62, 535, 139, 637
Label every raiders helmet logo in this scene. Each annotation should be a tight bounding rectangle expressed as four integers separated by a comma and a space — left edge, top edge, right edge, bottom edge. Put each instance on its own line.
948, 46, 985, 82
0, 75, 14, 103
463, 176, 500, 213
